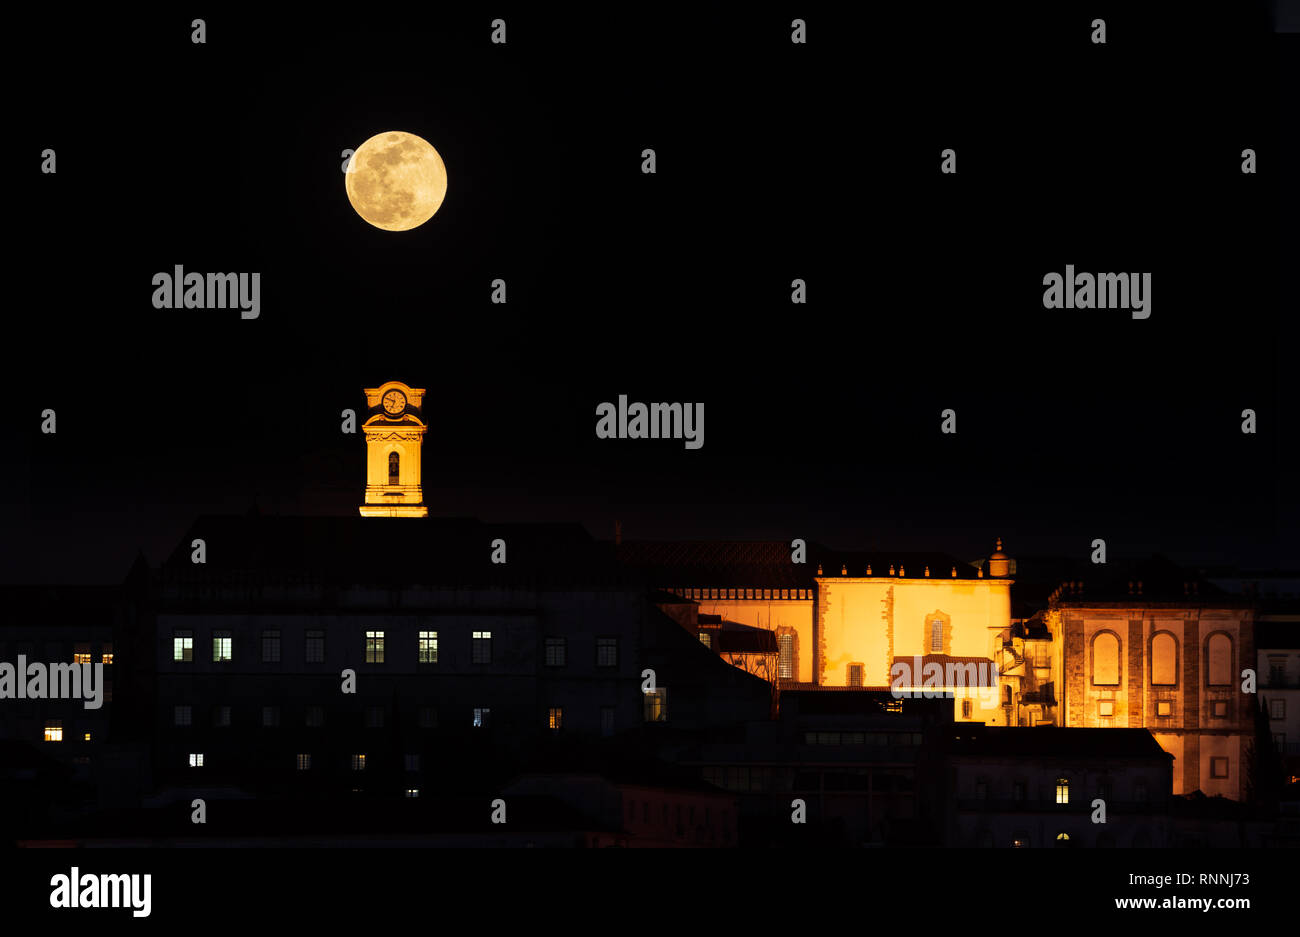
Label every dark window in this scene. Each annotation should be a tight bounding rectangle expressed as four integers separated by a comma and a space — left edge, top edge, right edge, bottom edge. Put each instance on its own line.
388, 451, 400, 484
545, 637, 566, 667
597, 637, 618, 667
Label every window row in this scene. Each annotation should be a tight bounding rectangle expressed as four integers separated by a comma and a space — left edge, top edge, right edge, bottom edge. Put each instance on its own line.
0, 642, 115, 665
1090, 631, 1237, 687
171, 629, 623, 667
675, 587, 810, 601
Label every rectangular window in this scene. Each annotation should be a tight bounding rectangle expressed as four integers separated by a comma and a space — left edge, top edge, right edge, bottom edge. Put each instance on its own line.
1210, 757, 1229, 779
1098, 700, 1114, 717
847, 663, 863, 687
405, 789, 420, 799
1012, 781, 1026, 802
473, 707, 491, 728
297, 754, 311, 771
73, 643, 92, 665
418, 706, 436, 729
778, 633, 794, 679
1274, 733, 1286, 751
405, 754, 420, 772
1270, 699, 1286, 720
1269, 661, 1286, 686
262, 706, 280, 728
261, 630, 281, 663
597, 637, 618, 667
213, 706, 231, 728
101, 644, 114, 665
1156, 701, 1172, 717
366, 706, 384, 728
418, 631, 438, 663
601, 706, 616, 737
930, 620, 943, 652
174, 705, 192, 727
365, 631, 385, 664
305, 630, 325, 663
305, 705, 324, 728
351, 754, 366, 771
471, 630, 492, 664
975, 779, 988, 800
545, 637, 567, 667
173, 631, 193, 662
189, 753, 204, 767
1055, 778, 1069, 804
212, 632, 232, 662
1212, 700, 1228, 718
44, 720, 63, 742
961, 699, 973, 719
644, 688, 668, 723
699, 631, 712, 649
548, 707, 563, 730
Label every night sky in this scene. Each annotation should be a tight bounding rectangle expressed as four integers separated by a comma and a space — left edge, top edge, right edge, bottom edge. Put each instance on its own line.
6, 5, 1295, 583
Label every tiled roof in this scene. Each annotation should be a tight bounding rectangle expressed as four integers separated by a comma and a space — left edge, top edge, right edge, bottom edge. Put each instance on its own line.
890, 655, 998, 687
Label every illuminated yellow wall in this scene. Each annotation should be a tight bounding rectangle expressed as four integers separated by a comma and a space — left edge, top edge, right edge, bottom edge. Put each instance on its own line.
693, 599, 814, 683
816, 576, 1012, 689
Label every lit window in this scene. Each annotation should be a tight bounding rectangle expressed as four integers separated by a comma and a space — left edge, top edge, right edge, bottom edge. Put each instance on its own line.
930, 620, 943, 652
74, 643, 92, 665
1091, 632, 1120, 686
471, 631, 492, 664
419, 631, 438, 663
473, 707, 491, 728
1098, 700, 1114, 717
212, 632, 232, 662
83, 733, 92, 742
174, 705, 192, 727
699, 632, 712, 649
1056, 778, 1069, 804
418, 706, 436, 729
189, 753, 204, 767
365, 631, 385, 664
262, 706, 280, 728
1156, 701, 1172, 717
214, 706, 231, 728
1206, 634, 1232, 686
405, 754, 420, 772
643, 688, 668, 723
1151, 632, 1177, 685
173, 631, 193, 662
305, 705, 323, 728
1210, 757, 1229, 779
778, 634, 794, 679
366, 706, 384, 728
405, 788, 420, 799
1056, 832, 1070, 844
548, 707, 563, 730
545, 637, 567, 666
297, 754, 311, 771
44, 720, 63, 742
261, 630, 281, 663
601, 706, 615, 737
352, 754, 366, 771
847, 664, 863, 687
305, 630, 325, 663
101, 644, 114, 665
597, 637, 618, 667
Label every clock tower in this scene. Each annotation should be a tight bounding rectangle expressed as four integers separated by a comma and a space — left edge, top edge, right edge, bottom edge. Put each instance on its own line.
358, 381, 429, 518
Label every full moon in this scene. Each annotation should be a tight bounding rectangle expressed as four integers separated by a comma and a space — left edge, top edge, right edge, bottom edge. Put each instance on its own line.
345, 131, 448, 231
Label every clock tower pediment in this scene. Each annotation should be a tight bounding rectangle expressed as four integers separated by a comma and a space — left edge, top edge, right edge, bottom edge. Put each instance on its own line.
359, 381, 428, 518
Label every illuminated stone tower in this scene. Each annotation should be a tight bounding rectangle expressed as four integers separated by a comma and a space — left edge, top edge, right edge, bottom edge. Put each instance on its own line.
358, 381, 428, 518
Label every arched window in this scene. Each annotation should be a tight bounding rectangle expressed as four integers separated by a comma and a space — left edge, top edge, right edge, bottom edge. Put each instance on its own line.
1092, 632, 1121, 686
1206, 633, 1232, 686
388, 451, 400, 485
1151, 632, 1178, 686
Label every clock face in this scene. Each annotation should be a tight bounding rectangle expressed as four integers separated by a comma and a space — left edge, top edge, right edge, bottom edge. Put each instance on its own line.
381, 389, 407, 415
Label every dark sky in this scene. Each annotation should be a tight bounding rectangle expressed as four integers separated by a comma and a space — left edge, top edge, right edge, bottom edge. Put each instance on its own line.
6, 5, 1295, 583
